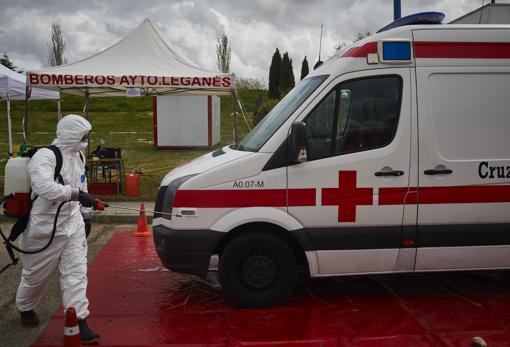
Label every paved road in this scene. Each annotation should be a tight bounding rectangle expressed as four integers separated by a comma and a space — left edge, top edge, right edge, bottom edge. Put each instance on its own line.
0, 221, 127, 346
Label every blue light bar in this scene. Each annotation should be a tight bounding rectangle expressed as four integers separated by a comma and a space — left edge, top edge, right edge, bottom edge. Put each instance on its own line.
383, 42, 411, 60
377, 11, 445, 33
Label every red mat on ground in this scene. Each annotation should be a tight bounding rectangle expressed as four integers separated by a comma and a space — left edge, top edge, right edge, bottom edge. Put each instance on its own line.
33, 232, 510, 346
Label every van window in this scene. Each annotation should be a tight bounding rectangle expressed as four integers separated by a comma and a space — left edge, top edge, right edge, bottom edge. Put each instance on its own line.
337, 90, 351, 137
305, 75, 402, 161
304, 89, 338, 159
238, 75, 328, 152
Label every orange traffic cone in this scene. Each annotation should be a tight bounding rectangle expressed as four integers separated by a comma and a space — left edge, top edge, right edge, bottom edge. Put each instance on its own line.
132, 203, 151, 237
63, 307, 81, 347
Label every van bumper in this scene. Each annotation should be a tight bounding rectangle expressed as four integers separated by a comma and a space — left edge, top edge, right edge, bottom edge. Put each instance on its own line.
153, 225, 223, 277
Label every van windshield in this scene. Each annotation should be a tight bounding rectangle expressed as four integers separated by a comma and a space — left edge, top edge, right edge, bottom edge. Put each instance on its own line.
237, 75, 328, 152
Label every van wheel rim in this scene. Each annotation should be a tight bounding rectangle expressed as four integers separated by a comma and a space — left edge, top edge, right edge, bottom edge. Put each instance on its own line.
240, 252, 277, 289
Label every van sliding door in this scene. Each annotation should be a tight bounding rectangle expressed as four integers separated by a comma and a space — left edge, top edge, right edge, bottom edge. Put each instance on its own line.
415, 62, 510, 271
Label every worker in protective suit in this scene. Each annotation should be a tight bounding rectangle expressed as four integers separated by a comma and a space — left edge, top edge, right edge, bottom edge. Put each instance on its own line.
16, 114, 100, 344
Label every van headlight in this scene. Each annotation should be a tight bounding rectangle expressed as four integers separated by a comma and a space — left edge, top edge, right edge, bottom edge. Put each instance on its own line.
154, 174, 196, 220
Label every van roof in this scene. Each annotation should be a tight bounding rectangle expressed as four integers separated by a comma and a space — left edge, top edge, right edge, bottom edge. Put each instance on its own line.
307, 24, 510, 79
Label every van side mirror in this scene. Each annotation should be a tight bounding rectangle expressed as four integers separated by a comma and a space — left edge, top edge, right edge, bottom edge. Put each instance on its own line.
290, 122, 307, 163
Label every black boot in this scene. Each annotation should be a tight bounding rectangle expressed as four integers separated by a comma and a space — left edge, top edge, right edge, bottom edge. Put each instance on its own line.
78, 318, 100, 344
20, 310, 39, 328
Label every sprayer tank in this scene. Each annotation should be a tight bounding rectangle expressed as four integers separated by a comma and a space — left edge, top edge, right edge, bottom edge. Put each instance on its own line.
4, 157, 31, 196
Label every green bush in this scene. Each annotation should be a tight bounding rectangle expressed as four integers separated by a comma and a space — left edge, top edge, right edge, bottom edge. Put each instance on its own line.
253, 98, 279, 126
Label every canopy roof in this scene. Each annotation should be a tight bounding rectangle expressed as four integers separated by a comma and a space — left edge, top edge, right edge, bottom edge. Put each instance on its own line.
27, 19, 234, 97
0, 64, 60, 100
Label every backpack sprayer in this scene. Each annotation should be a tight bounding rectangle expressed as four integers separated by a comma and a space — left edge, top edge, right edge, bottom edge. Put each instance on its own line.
0, 148, 108, 273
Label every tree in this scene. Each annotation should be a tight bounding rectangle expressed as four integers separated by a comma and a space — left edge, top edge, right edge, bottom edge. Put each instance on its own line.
280, 52, 295, 96
355, 31, 371, 42
216, 33, 231, 73
268, 48, 282, 99
47, 21, 67, 67
334, 31, 372, 52
1, 53, 19, 71
236, 77, 265, 90
300, 56, 309, 80
333, 41, 347, 52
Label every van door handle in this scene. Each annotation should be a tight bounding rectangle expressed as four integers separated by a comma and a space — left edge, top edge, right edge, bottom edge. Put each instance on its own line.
424, 169, 453, 175
375, 170, 404, 177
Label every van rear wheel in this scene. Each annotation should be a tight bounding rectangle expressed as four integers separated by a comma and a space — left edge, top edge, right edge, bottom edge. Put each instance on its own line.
218, 233, 297, 308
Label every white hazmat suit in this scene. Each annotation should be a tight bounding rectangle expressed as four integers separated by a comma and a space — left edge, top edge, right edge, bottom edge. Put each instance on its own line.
16, 114, 93, 319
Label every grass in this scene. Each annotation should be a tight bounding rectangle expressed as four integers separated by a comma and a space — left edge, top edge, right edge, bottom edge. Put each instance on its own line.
1, 89, 266, 201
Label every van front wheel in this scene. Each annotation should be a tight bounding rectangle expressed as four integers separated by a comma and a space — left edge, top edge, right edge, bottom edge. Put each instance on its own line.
218, 233, 297, 308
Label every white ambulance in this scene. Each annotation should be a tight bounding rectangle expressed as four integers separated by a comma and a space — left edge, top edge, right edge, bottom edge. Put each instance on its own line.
153, 22, 510, 307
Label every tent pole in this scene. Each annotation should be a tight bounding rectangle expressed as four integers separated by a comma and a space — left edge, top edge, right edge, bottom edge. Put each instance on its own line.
83, 90, 90, 157
7, 95, 13, 157
83, 91, 89, 119
57, 93, 62, 121
23, 85, 29, 144
232, 95, 237, 144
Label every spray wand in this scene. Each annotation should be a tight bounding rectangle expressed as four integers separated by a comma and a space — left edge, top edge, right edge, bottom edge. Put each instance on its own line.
99, 202, 176, 218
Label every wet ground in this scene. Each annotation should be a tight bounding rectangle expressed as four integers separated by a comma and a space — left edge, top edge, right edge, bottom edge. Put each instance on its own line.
0, 222, 123, 346
28, 231, 510, 347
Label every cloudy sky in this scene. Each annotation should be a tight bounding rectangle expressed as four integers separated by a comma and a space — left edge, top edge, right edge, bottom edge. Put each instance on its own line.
0, 0, 503, 85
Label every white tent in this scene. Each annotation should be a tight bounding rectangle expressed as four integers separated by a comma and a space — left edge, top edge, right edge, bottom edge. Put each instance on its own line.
25, 19, 244, 142
1, 64, 60, 156
0, 65, 60, 100
27, 19, 235, 97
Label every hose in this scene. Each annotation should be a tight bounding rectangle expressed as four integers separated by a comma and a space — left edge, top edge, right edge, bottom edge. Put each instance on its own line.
0, 195, 68, 274
6, 201, 67, 255
0, 196, 177, 273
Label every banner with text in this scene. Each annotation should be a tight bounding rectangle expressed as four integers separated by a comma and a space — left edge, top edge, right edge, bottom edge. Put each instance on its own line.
27, 73, 234, 89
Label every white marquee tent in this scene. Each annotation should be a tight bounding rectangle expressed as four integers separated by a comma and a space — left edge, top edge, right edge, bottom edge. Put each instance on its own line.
1, 65, 60, 100
24, 19, 245, 143
27, 19, 235, 97
1, 64, 60, 156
